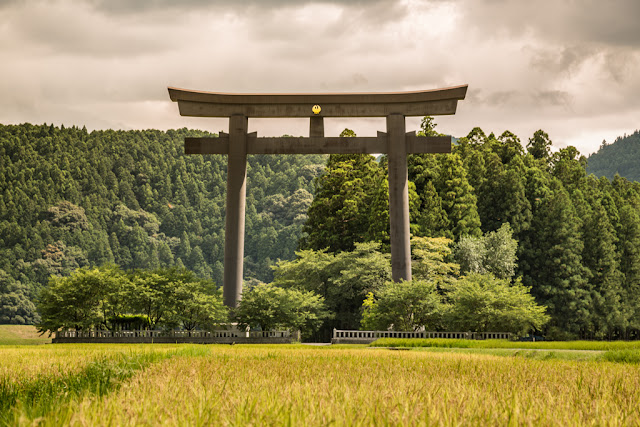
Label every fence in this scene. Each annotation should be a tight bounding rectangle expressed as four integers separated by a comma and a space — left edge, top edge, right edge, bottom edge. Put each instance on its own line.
331, 329, 512, 344
53, 329, 298, 344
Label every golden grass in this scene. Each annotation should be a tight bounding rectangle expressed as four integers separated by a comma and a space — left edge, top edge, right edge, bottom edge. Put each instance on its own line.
31, 345, 640, 426
0, 344, 181, 383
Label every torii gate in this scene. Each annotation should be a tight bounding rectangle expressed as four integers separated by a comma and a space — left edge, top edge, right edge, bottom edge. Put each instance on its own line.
168, 85, 468, 307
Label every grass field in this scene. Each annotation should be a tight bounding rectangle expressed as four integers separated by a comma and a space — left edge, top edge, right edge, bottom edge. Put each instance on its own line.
0, 325, 50, 345
372, 337, 640, 351
2, 344, 640, 425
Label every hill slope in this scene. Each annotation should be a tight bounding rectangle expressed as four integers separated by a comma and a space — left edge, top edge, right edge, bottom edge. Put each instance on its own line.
587, 130, 640, 180
0, 123, 326, 321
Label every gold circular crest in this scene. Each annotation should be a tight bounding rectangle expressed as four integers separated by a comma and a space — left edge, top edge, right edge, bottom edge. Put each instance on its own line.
312, 105, 321, 115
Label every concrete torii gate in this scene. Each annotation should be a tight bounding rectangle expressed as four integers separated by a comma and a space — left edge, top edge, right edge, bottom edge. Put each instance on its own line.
168, 85, 468, 307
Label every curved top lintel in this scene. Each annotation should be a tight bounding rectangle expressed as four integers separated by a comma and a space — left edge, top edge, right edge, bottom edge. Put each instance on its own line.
168, 85, 467, 105
167, 85, 468, 118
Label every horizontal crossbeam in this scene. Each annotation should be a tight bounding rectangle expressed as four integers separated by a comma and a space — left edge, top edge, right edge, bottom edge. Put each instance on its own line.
185, 133, 451, 155
168, 86, 467, 118
176, 100, 460, 118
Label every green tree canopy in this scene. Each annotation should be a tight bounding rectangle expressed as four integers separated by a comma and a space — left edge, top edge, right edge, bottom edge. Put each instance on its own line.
411, 236, 459, 285
234, 283, 330, 338
301, 129, 389, 252
444, 273, 550, 335
37, 264, 126, 333
0, 270, 38, 325
171, 279, 228, 331
273, 242, 391, 338
37, 265, 227, 334
455, 223, 517, 280
527, 129, 553, 162
433, 153, 482, 239
586, 130, 640, 181
361, 280, 445, 331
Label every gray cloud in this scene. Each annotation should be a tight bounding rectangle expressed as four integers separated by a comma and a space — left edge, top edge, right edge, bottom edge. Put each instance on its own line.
473, 90, 521, 106
531, 90, 572, 109
87, 0, 404, 15
528, 45, 595, 77
1, 0, 410, 59
0, 1, 191, 57
461, 0, 640, 48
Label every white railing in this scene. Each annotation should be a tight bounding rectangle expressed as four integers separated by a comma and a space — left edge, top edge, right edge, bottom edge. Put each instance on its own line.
332, 329, 512, 341
248, 330, 292, 338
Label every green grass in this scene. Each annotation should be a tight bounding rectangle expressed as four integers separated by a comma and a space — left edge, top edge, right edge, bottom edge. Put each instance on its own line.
0, 325, 50, 345
602, 349, 640, 364
412, 346, 605, 362
371, 337, 640, 351
371, 338, 640, 364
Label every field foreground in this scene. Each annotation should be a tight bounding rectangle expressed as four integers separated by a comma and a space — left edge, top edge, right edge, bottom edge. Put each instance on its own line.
1, 344, 640, 426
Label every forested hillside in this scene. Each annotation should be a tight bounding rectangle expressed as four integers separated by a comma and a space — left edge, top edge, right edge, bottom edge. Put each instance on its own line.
587, 130, 640, 181
303, 122, 640, 339
0, 123, 325, 323
3, 120, 640, 339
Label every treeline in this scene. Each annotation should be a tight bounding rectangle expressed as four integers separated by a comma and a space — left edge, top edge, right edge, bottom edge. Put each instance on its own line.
38, 232, 547, 341
0, 123, 325, 323
37, 264, 330, 340
38, 265, 227, 333
276, 228, 548, 341
303, 119, 640, 339
587, 130, 640, 181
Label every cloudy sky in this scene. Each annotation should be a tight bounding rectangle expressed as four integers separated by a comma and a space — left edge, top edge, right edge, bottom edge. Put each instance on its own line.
1, 0, 639, 154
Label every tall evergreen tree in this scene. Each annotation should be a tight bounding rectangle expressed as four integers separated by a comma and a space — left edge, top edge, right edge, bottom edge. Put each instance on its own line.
434, 153, 482, 239
581, 201, 625, 337
412, 181, 449, 237
519, 179, 592, 338
616, 204, 640, 334
527, 129, 553, 163
301, 139, 388, 252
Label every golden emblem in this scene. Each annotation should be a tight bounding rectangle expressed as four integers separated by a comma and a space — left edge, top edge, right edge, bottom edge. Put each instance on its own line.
312, 105, 321, 115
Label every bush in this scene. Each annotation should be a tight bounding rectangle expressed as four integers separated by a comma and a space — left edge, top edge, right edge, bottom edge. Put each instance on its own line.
361, 280, 445, 331
234, 283, 330, 338
444, 273, 550, 334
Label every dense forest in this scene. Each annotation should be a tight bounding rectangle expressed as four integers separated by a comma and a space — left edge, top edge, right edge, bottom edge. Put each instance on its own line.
300, 120, 640, 339
2, 120, 640, 339
587, 130, 640, 181
0, 123, 325, 324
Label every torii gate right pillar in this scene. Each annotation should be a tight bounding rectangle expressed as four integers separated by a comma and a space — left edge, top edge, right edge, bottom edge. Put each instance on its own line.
387, 114, 411, 282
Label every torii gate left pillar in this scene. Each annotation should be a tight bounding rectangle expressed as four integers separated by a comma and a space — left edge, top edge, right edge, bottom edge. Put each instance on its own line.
169, 85, 468, 307
224, 114, 248, 305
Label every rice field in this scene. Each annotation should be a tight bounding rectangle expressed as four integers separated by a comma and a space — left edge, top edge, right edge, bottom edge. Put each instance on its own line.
372, 337, 640, 351
0, 344, 178, 380
2, 343, 640, 426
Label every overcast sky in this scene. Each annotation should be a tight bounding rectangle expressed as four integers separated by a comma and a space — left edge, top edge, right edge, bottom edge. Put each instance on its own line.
1, 0, 639, 154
